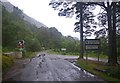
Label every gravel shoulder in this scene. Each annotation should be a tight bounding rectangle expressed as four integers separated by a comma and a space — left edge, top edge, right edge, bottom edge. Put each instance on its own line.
2, 58, 30, 81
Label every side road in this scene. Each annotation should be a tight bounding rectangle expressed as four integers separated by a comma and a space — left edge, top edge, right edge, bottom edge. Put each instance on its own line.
56, 55, 120, 64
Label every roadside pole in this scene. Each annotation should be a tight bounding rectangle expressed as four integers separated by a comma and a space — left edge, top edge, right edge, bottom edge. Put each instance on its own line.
98, 50, 99, 62
86, 50, 88, 64
18, 40, 25, 56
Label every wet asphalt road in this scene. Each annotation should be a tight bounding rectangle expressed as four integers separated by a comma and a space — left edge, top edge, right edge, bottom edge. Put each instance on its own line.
8, 53, 105, 81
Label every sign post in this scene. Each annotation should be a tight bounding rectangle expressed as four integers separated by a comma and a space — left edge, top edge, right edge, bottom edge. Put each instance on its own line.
18, 40, 25, 51
85, 39, 100, 62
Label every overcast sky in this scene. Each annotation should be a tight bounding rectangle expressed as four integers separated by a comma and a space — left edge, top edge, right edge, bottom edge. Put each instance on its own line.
4, 0, 81, 39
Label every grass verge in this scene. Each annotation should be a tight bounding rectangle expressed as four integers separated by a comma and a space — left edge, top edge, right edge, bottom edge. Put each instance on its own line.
76, 59, 120, 83
2, 55, 14, 75
23, 51, 39, 58
86, 53, 108, 59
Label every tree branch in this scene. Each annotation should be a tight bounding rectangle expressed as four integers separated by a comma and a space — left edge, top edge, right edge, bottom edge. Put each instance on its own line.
84, 2, 107, 9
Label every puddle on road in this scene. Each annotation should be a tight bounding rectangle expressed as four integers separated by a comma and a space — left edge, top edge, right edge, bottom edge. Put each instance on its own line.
64, 59, 95, 78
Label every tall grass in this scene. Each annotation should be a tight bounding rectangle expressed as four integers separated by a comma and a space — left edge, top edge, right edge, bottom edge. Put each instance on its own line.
2, 55, 14, 74
76, 59, 120, 82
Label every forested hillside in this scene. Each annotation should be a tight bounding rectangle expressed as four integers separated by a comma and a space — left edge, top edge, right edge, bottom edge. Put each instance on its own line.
2, 4, 80, 54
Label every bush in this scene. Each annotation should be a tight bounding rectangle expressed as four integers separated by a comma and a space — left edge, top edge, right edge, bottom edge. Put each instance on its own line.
2, 55, 14, 74
106, 67, 120, 79
22, 51, 35, 58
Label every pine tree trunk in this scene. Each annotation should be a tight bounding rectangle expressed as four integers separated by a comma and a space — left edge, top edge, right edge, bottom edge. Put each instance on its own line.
107, 2, 117, 65
79, 2, 84, 59
112, 2, 117, 64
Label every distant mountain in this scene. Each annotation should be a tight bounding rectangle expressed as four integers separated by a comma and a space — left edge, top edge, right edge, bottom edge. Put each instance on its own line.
1, 1, 47, 28
1, 1, 13, 13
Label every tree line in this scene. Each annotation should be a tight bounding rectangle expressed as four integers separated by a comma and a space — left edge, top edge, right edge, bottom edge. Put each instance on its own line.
49, 1, 120, 64
2, 5, 80, 54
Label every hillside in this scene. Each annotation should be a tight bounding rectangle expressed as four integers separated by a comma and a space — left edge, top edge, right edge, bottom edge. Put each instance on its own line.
1, 1, 47, 28
2, 1, 80, 55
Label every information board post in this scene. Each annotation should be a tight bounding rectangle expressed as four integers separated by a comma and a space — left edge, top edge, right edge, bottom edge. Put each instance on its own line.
86, 50, 88, 64
98, 50, 99, 62
97, 47, 101, 62
85, 39, 100, 63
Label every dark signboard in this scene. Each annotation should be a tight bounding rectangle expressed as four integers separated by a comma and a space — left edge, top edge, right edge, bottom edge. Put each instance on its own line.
85, 39, 100, 50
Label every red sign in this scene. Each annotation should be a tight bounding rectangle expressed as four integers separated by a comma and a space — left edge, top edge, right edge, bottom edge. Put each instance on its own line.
18, 40, 24, 48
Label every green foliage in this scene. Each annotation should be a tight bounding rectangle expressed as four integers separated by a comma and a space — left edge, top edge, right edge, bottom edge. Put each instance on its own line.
61, 36, 80, 54
48, 27, 62, 49
2, 5, 80, 55
2, 55, 14, 74
99, 36, 108, 55
76, 59, 120, 82
23, 52, 36, 58
86, 51, 108, 59
106, 67, 120, 79
97, 35, 120, 60
2, 6, 41, 52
